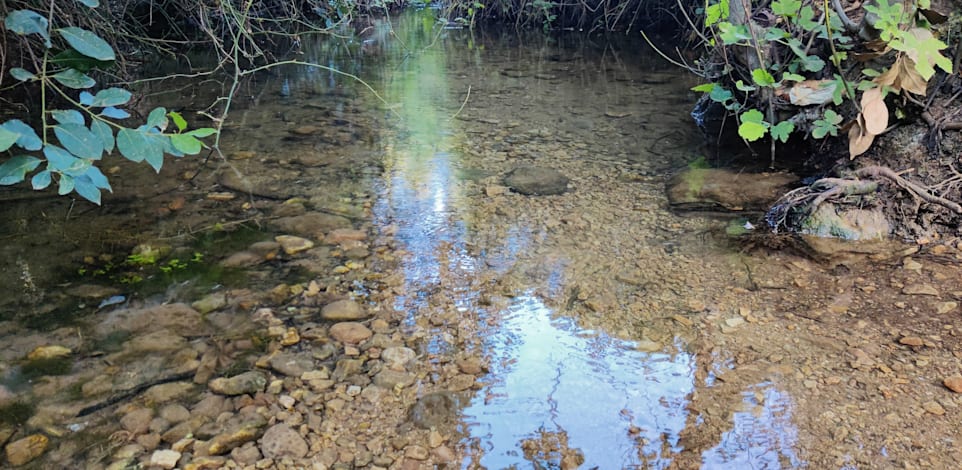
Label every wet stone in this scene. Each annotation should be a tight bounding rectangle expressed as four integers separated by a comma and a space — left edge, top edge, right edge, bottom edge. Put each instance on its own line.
192, 293, 227, 314
410, 392, 459, 429
321, 300, 369, 321
121, 408, 154, 435
26, 345, 71, 361
447, 374, 476, 392
272, 213, 352, 238
275, 235, 314, 255
150, 449, 181, 468
259, 423, 309, 459
5, 434, 48, 466
503, 166, 570, 196
208, 371, 267, 396
268, 352, 315, 377
333, 359, 365, 382
374, 370, 416, 390
144, 382, 194, 404
125, 329, 187, 352
329, 322, 373, 344
207, 414, 268, 455
382, 347, 416, 371
159, 404, 191, 423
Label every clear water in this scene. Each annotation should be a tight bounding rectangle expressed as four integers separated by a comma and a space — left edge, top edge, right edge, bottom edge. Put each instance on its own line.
0, 8, 804, 469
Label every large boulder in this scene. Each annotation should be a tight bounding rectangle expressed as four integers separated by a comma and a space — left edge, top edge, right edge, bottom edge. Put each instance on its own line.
667, 168, 796, 211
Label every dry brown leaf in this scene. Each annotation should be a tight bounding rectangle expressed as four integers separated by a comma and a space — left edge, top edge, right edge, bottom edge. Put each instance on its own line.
898, 57, 928, 96
860, 88, 888, 135
785, 80, 837, 106
875, 63, 900, 90
849, 114, 874, 159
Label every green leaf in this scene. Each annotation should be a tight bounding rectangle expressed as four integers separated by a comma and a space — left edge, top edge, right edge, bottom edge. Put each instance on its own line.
54, 123, 104, 159
186, 128, 217, 138
1, 120, 42, 150
704, 0, 729, 26
770, 0, 800, 17
117, 128, 164, 169
52, 69, 96, 89
770, 121, 794, 143
51, 109, 85, 125
0, 155, 42, 185
146, 107, 168, 130
76, 0, 100, 7
862, 68, 881, 77
57, 27, 115, 61
90, 88, 132, 107
738, 109, 768, 141
691, 83, 715, 93
10, 68, 36, 81
32, 170, 52, 190
73, 175, 102, 204
43, 145, 80, 171
79, 91, 95, 105
797, 6, 819, 31
0, 127, 17, 152
739, 121, 768, 141
718, 22, 751, 45
58, 174, 75, 195
90, 120, 114, 153
764, 28, 790, 40
740, 109, 766, 123
751, 68, 776, 87
735, 80, 756, 92
49, 49, 114, 72
170, 134, 202, 155
168, 111, 187, 132
82, 166, 111, 191
4, 10, 51, 47
709, 85, 733, 103
800, 55, 825, 73
823, 109, 842, 124
101, 107, 130, 119
782, 72, 805, 82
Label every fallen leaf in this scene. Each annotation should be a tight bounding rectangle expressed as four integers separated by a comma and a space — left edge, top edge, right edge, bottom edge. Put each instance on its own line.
860, 88, 888, 135
849, 114, 874, 158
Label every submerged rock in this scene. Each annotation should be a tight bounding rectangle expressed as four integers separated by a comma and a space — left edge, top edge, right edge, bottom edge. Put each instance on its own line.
274, 235, 315, 255
504, 166, 570, 196
259, 423, 308, 459
208, 371, 267, 396
329, 322, 372, 344
667, 168, 795, 211
321, 299, 369, 321
272, 212, 352, 238
5, 433, 48, 466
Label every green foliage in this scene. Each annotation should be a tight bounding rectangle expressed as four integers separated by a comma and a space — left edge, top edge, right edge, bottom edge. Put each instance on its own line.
694, 0, 954, 159
812, 109, 842, 139
1, 4, 217, 205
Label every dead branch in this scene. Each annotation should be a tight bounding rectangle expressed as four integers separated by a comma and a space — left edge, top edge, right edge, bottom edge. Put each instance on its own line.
853, 165, 962, 213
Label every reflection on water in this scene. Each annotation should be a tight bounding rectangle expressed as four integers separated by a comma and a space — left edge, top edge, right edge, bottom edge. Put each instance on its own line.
462, 294, 694, 468
353, 9, 805, 469
702, 384, 802, 469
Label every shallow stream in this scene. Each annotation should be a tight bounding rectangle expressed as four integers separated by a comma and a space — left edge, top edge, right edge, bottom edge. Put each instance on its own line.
2, 7, 962, 470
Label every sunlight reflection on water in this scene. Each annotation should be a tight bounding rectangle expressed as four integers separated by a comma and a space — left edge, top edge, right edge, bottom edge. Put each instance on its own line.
462, 294, 695, 468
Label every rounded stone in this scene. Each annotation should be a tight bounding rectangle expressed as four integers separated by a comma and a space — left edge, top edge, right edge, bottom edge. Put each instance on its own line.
321, 300, 369, 321
329, 322, 373, 344
259, 423, 309, 459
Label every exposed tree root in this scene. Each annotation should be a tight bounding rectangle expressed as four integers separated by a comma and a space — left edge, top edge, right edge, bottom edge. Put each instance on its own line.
767, 165, 962, 232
